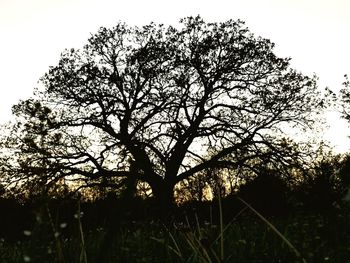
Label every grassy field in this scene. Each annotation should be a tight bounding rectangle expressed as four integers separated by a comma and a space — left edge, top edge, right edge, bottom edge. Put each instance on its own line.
1, 200, 350, 263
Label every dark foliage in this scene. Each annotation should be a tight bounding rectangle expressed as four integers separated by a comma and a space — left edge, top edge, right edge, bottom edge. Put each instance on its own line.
237, 170, 290, 216
295, 156, 344, 211
0, 198, 33, 241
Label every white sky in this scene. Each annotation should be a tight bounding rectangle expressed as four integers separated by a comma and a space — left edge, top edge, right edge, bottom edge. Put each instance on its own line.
1, 0, 350, 152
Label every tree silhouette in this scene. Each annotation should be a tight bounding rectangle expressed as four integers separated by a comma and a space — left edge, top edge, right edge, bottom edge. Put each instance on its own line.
3, 16, 323, 209
340, 74, 350, 122
238, 166, 290, 215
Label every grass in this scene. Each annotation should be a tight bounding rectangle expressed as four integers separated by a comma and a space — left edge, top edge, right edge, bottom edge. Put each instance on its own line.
1, 201, 350, 262
238, 197, 306, 262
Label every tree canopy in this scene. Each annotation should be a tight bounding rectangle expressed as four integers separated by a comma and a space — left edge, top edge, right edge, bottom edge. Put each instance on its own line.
1, 16, 323, 207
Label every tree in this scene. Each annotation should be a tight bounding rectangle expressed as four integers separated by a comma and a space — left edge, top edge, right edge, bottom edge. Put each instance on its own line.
238, 166, 290, 215
340, 74, 350, 122
2, 16, 322, 209
293, 152, 350, 211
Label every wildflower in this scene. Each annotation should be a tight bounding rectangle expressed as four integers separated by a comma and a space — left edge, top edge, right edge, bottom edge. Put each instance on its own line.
35, 215, 42, 224
54, 232, 60, 238
23, 255, 31, 262
23, 230, 31, 236
74, 212, 84, 219
60, 222, 67, 229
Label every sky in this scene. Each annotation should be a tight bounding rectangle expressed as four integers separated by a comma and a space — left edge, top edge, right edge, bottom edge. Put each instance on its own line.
0, 0, 350, 152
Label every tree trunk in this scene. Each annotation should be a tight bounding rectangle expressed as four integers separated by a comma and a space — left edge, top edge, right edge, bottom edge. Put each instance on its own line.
148, 178, 176, 214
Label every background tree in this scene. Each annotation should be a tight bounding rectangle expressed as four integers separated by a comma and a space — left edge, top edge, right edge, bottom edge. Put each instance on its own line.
292, 151, 350, 212
2, 16, 323, 208
336, 75, 350, 197
340, 74, 350, 131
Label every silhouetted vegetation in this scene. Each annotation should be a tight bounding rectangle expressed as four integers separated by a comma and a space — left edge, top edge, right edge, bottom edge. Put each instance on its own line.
1, 15, 325, 210
0, 168, 350, 262
0, 16, 349, 262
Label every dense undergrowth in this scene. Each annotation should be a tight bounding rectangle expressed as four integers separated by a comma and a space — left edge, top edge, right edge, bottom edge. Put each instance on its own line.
0, 193, 350, 263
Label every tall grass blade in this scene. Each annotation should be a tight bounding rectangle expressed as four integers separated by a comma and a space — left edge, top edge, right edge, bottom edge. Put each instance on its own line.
157, 224, 184, 260
46, 204, 65, 263
217, 187, 224, 262
238, 197, 307, 263
77, 200, 88, 263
